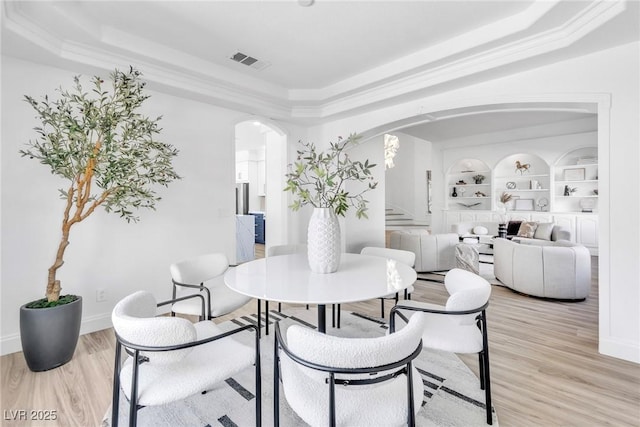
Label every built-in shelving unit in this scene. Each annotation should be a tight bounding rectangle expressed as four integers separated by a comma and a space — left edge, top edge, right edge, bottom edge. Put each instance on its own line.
494, 153, 550, 212
443, 148, 599, 254
446, 159, 492, 210
553, 147, 598, 213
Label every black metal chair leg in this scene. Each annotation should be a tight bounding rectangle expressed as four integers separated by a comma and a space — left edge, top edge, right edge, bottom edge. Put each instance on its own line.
254, 326, 262, 427
257, 299, 262, 339
381, 299, 385, 318
130, 351, 141, 427
111, 342, 122, 427
278, 302, 282, 312
265, 301, 270, 336
274, 337, 280, 427
332, 304, 336, 328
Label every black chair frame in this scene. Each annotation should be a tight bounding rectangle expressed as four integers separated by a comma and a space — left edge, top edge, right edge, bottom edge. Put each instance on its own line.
112, 294, 262, 427
390, 302, 493, 425
273, 321, 423, 427
171, 279, 213, 321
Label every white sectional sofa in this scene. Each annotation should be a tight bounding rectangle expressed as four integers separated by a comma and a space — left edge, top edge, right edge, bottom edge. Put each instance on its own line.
493, 238, 591, 300
451, 221, 571, 243
389, 230, 458, 272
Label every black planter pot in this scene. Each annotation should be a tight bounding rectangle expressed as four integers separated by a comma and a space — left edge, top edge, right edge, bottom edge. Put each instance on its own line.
20, 296, 82, 372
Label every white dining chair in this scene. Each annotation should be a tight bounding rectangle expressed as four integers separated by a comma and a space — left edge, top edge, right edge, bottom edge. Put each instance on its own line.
361, 246, 417, 318
169, 253, 252, 321
263, 244, 308, 334
274, 312, 426, 426
390, 268, 494, 425
111, 291, 261, 427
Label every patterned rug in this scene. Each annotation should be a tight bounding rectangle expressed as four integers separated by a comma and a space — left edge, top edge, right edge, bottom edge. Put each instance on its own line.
104, 308, 498, 426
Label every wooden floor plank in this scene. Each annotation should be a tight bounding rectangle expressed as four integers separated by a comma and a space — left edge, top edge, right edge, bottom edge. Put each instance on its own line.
2, 256, 639, 426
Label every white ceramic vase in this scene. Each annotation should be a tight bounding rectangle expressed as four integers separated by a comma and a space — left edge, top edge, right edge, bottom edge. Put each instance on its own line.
307, 207, 341, 273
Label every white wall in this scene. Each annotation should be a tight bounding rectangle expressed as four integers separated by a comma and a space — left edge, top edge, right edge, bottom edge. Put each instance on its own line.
344, 135, 386, 253
0, 57, 304, 354
384, 132, 431, 222
315, 41, 640, 363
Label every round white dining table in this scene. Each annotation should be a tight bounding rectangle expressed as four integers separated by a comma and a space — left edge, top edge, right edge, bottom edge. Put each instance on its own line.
224, 253, 417, 333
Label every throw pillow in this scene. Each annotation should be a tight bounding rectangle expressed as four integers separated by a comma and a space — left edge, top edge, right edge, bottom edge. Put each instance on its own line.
534, 222, 554, 240
517, 221, 538, 238
472, 226, 489, 235
507, 221, 523, 236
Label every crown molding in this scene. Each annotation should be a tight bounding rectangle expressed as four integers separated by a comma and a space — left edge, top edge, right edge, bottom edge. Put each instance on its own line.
1, 1, 628, 123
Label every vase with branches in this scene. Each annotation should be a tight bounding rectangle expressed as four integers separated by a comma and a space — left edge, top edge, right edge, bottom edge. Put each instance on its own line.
284, 133, 378, 272
284, 133, 378, 218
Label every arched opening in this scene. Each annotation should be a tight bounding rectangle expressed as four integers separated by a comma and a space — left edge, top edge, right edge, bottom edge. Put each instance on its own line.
350, 96, 610, 354
233, 119, 288, 263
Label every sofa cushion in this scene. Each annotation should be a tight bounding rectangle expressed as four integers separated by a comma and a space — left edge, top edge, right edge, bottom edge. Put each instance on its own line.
534, 222, 554, 240
517, 221, 538, 238
507, 221, 522, 236
472, 226, 489, 235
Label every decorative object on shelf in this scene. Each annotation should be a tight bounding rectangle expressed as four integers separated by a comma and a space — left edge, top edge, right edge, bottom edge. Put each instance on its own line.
593, 189, 598, 195
451, 186, 458, 197
579, 198, 596, 213
500, 192, 513, 204
564, 185, 578, 196
514, 199, 535, 211
457, 202, 481, 209
537, 197, 549, 211
530, 179, 539, 189
506, 181, 517, 189
474, 191, 486, 197
456, 180, 467, 185
498, 223, 507, 239
472, 174, 485, 184
461, 160, 474, 172
284, 133, 378, 274
563, 168, 585, 181
458, 187, 466, 197
515, 160, 530, 174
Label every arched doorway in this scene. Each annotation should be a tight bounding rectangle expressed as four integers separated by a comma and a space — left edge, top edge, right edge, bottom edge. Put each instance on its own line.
234, 119, 288, 262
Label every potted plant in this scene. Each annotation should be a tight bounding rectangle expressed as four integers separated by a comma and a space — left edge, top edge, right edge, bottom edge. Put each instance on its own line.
284, 133, 377, 273
473, 174, 485, 184
19, 67, 180, 371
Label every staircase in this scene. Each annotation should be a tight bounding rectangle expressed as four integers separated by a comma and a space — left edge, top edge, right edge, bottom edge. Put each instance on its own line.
385, 207, 430, 231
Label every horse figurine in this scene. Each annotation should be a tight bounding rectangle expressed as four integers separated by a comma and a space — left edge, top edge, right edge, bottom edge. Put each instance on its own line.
515, 160, 530, 174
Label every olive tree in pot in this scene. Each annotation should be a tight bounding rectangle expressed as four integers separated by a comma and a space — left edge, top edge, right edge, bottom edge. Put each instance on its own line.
19, 67, 180, 371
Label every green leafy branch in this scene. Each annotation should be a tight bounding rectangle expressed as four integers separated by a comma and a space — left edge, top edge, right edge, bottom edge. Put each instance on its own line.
284, 133, 378, 219
20, 67, 181, 302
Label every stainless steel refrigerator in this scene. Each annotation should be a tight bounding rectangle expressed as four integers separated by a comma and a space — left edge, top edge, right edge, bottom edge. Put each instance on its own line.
236, 183, 249, 215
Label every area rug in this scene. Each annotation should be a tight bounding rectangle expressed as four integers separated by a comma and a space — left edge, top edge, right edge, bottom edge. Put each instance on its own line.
103, 308, 497, 426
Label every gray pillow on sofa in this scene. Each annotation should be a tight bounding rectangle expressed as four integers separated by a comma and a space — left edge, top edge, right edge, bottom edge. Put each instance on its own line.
534, 222, 554, 240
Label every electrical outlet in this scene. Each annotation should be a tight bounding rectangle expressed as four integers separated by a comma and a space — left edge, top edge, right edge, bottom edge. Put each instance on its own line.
96, 288, 107, 302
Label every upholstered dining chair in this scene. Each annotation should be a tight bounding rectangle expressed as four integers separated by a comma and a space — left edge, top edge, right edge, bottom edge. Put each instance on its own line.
360, 246, 417, 318
263, 244, 308, 335
273, 312, 426, 426
111, 291, 261, 427
169, 253, 251, 321
390, 268, 494, 425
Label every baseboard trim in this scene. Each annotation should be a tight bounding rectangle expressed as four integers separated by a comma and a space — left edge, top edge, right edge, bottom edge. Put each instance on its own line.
1, 313, 113, 357
599, 337, 640, 364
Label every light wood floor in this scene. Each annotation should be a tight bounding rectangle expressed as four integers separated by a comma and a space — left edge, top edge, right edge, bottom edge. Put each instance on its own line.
2, 256, 639, 426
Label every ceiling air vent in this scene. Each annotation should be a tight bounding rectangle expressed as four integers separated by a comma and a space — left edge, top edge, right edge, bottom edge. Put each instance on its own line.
229, 51, 270, 71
